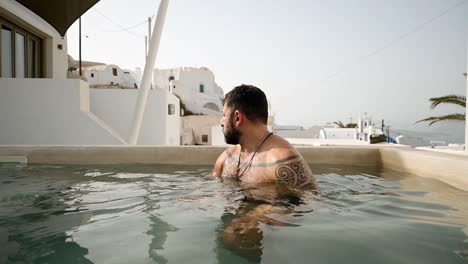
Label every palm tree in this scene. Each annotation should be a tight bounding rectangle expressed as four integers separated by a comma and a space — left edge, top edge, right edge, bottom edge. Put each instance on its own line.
333, 121, 358, 128
333, 121, 346, 128
416, 95, 466, 126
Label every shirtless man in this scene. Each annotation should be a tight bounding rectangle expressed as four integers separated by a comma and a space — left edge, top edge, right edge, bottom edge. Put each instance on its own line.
213, 84, 318, 190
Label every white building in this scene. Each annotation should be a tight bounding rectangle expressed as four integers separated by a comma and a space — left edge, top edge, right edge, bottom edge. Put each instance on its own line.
273, 125, 320, 138
0, 1, 68, 80
319, 114, 386, 143
82, 64, 139, 89
0, 0, 179, 145
181, 115, 221, 145
319, 128, 358, 140
154, 67, 224, 115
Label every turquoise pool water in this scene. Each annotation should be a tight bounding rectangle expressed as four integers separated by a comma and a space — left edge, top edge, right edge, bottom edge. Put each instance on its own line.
0, 163, 467, 263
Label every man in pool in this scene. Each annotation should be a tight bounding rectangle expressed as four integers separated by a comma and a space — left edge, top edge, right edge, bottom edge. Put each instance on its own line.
212, 84, 318, 190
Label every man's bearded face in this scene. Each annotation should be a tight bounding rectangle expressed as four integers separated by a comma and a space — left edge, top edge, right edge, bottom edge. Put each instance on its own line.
223, 111, 241, 145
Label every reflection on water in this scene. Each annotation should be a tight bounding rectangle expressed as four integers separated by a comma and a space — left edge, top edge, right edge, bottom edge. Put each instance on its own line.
0, 163, 467, 263
146, 215, 178, 264
215, 182, 313, 263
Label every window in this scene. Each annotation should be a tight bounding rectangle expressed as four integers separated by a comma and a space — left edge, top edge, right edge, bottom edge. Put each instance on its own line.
28, 38, 40, 78
199, 83, 205, 93
112, 68, 118, 76
168, 104, 175, 115
15, 32, 25, 78
91, 73, 94, 78
0, 17, 43, 78
202, 135, 208, 143
1, 26, 13, 77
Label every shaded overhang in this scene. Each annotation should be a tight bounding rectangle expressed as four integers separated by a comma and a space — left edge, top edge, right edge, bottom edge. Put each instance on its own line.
14, 0, 100, 36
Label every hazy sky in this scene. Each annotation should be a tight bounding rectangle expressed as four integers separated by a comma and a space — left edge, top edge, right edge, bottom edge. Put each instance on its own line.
67, 0, 468, 139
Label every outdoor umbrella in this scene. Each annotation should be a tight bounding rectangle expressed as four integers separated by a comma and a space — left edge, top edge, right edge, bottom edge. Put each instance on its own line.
14, 0, 99, 36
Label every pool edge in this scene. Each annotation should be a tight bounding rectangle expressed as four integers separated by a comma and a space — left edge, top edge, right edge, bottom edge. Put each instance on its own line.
0, 145, 466, 191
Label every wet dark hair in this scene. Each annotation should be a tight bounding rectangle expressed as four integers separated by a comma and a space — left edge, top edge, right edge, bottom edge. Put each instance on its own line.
223, 84, 268, 124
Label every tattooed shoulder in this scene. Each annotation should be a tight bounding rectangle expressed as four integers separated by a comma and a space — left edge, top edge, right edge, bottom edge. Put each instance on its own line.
274, 157, 315, 187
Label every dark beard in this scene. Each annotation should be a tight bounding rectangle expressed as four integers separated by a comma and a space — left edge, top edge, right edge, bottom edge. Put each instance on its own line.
224, 114, 241, 145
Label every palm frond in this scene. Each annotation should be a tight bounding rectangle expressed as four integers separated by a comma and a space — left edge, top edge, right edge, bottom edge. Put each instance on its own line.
333, 121, 345, 128
416, 113, 465, 126
429, 95, 466, 109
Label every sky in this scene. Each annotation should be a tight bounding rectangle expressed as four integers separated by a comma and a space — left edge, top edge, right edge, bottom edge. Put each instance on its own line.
67, 0, 468, 142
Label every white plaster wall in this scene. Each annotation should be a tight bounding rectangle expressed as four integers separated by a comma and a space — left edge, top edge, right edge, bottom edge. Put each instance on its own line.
90, 87, 180, 145
181, 115, 221, 145
89, 89, 138, 139
177, 68, 223, 113
50, 36, 68, 80
85, 68, 108, 86
129, 68, 143, 87
0, 0, 68, 79
121, 72, 137, 88
181, 115, 221, 131
211, 126, 227, 146
179, 68, 217, 94
165, 92, 181, 145
154, 68, 180, 90
138, 89, 180, 145
83, 69, 101, 86
0, 79, 125, 144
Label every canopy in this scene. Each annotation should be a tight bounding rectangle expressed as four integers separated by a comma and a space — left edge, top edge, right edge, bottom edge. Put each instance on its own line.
14, 0, 100, 36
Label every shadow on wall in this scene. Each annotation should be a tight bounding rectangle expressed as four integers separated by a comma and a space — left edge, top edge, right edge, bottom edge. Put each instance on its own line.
203, 102, 221, 112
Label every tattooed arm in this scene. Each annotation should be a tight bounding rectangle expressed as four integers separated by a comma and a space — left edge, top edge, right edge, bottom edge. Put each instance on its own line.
273, 154, 318, 190
212, 149, 228, 177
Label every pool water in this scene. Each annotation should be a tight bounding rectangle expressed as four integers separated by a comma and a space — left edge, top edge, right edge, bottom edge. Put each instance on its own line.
0, 163, 467, 264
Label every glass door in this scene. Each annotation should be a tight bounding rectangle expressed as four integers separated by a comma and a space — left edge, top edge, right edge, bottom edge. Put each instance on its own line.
15, 32, 26, 78
1, 26, 13, 77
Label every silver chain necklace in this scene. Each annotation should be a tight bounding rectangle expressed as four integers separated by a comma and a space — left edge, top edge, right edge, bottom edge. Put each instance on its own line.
235, 132, 273, 179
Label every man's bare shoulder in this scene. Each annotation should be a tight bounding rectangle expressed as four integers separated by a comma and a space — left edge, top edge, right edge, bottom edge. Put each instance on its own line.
264, 135, 318, 189
265, 134, 300, 161
213, 145, 239, 177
